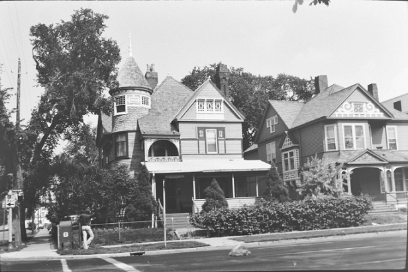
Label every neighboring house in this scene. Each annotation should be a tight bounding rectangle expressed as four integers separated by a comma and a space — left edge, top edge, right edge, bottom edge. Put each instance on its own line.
96, 51, 270, 214
382, 93, 408, 114
244, 75, 408, 204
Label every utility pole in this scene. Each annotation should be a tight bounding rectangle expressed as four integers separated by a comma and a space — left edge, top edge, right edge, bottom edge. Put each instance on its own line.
12, 58, 23, 247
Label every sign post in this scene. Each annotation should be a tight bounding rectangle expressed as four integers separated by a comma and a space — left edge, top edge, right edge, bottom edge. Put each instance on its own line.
8, 205, 12, 249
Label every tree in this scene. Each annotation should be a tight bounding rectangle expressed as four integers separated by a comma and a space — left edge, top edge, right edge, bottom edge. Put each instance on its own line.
201, 179, 229, 212
263, 163, 290, 203
126, 165, 157, 221
21, 8, 120, 237
297, 155, 344, 198
181, 64, 315, 149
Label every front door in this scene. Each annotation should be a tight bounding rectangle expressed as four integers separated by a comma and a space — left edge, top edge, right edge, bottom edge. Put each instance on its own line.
165, 179, 177, 213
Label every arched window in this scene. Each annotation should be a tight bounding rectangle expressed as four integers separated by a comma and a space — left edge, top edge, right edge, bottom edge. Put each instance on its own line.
148, 140, 178, 157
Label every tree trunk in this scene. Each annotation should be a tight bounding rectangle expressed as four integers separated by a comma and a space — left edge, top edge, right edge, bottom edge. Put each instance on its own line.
12, 206, 22, 247
20, 205, 27, 241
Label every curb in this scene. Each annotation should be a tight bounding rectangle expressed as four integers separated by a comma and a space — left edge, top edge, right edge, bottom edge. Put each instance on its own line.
1, 223, 406, 261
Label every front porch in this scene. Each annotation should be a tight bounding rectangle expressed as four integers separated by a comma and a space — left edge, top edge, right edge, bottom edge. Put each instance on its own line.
145, 159, 270, 214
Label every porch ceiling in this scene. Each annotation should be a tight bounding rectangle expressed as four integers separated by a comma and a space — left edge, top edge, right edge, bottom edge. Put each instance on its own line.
144, 159, 271, 174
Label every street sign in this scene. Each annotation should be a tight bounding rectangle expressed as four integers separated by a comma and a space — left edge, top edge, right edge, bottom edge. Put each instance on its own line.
6, 198, 15, 208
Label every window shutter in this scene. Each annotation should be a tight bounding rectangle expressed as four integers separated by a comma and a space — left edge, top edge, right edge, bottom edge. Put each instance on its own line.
266, 119, 270, 128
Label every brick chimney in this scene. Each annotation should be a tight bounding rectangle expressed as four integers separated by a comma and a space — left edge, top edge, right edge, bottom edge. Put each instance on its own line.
145, 64, 158, 90
367, 83, 379, 101
215, 63, 230, 98
314, 75, 328, 94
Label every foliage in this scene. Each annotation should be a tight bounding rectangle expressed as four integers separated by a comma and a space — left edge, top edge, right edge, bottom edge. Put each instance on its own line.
190, 195, 372, 237
181, 64, 314, 149
125, 165, 157, 221
201, 179, 229, 212
293, 0, 331, 13
263, 163, 290, 203
298, 156, 345, 198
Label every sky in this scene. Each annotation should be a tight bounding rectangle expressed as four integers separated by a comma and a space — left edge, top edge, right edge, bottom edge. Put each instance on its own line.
1, 1, 408, 128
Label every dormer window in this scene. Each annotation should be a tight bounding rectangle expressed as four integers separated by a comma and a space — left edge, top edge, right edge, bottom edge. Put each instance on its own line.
115, 96, 126, 115
196, 99, 223, 113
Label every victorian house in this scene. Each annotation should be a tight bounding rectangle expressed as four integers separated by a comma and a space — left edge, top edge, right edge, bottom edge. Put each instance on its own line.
96, 51, 270, 215
245, 75, 408, 206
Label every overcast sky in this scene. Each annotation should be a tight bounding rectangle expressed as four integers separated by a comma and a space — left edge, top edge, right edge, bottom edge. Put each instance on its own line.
1, 1, 407, 126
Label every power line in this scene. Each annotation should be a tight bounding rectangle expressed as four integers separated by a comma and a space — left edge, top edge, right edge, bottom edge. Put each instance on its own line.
6, 3, 21, 58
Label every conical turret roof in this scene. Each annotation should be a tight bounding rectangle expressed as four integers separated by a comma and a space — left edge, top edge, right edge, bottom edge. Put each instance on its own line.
117, 56, 151, 90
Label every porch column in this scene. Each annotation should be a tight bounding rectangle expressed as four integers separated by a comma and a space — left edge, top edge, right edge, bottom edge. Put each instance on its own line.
193, 175, 196, 200
163, 178, 166, 213
383, 167, 389, 192
347, 168, 352, 195
391, 168, 396, 192
255, 176, 259, 197
152, 173, 156, 199
232, 173, 236, 198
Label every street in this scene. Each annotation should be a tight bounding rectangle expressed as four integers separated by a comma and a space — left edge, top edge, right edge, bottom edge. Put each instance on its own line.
1, 230, 406, 271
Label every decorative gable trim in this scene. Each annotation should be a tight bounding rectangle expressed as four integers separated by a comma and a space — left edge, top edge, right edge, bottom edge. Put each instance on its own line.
280, 132, 299, 150
174, 79, 245, 121
347, 149, 388, 165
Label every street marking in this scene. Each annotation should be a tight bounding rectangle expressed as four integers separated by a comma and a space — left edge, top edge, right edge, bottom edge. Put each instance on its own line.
282, 245, 376, 255
101, 257, 141, 272
60, 259, 72, 272
351, 258, 406, 265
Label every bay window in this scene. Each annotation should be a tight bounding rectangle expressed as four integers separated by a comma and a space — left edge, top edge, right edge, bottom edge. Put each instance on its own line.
343, 124, 366, 150
283, 150, 298, 172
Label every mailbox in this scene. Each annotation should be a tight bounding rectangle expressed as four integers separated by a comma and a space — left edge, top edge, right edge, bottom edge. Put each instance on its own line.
58, 220, 73, 246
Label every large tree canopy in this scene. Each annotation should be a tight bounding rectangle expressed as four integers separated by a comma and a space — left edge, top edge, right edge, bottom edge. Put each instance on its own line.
181, 64, 315, 149
29, 8, 120, 164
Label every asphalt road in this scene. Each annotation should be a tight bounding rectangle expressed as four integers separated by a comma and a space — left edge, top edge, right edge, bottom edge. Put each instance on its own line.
1, 230, 407, 271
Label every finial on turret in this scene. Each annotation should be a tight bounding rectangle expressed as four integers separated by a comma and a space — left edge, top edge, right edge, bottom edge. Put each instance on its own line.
128, 33, 133, 57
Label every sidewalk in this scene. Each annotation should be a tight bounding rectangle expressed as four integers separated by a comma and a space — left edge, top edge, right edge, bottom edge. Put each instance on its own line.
1, 222, 406, 261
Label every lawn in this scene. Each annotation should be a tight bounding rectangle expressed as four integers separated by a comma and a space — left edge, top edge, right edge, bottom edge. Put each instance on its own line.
57, 241, 209, 255
362, 213, 407, 226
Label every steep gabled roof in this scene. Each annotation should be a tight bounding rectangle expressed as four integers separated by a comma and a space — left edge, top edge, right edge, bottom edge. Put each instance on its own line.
117, 56, 151, 90
269, 100, 304, 129
174, 78, 245, 121
291, 84, 350, 127
138, 76, 193, 135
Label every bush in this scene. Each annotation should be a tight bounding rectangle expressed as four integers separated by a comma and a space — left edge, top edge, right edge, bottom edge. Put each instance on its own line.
263, 163, 290, 202
190, 195, 373, 236
201, 178, 228, 212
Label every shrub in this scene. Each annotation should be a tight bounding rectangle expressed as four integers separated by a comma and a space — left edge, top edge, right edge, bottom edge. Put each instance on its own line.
190, 195, 373, 236
201, 178, 228, 212
298, 156, 345, 198
263, 163, 290, 202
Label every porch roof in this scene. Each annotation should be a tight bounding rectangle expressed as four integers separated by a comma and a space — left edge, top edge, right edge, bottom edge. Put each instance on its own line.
144, 159, 271, 174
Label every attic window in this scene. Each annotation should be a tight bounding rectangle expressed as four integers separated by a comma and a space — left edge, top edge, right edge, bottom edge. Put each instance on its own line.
266, 115, 278, 133
115, 96, 126, 114
197, 99, 223, 113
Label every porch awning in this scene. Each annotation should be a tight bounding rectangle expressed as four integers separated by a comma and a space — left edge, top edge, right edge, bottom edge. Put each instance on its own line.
144, 159, 271, 174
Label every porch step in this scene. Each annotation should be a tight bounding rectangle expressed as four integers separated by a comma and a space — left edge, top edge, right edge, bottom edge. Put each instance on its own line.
369, 201, 398, 215
165, 213, 192, 230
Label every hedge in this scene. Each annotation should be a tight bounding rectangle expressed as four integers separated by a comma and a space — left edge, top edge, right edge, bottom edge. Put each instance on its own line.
190, 195, 373, 236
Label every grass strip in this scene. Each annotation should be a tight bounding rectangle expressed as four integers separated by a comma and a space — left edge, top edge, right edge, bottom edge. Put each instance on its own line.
57, 241, 209, 255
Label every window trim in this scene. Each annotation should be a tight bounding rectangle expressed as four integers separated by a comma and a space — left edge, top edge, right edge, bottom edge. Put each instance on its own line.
114, 95, 127, 115
196, 98, 224, 113
342, 123, 366, 150
115, 132, 128, 158
324, 124, 338, 151
386, 126, 398, 150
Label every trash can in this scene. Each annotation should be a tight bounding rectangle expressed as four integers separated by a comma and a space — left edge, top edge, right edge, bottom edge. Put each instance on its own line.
58, 220, 73, 249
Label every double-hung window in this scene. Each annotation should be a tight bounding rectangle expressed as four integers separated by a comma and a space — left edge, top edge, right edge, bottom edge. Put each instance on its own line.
115, 96, 126, 114
206, 129, 218, 153
266, 115, 278, 133
283, 150, 296, 172
115, 133, 127, 158
324, 125, 338, 151
386, 126, 398, 150
266, 142, 276, 164
343, 124, 366, 150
